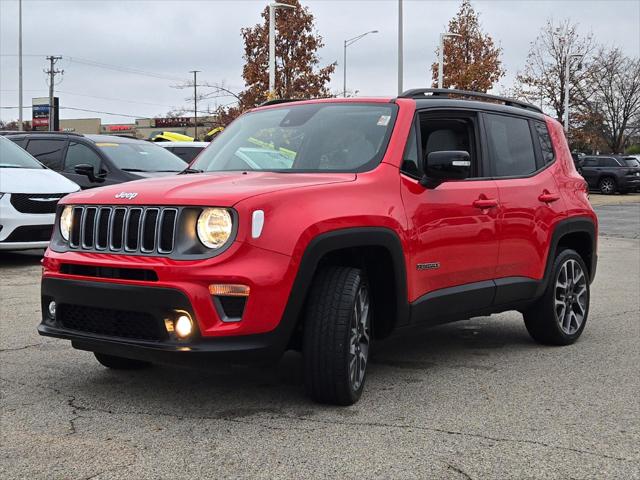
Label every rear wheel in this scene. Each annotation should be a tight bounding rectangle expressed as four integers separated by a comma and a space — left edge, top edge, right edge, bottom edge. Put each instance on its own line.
524, 249, 590, 345
94, 353, 151, 370
598, 176, 616, 194
303, 266, 371, 405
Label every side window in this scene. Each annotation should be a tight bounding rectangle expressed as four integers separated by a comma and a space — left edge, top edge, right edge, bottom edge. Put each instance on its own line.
533, 121, 554, 164
419, 113, 479, 177
400, 121, 420, 177
485, 114, 537, 177
582, 158, 597, 167
64, 142, 102, 173
601, 158, 619, 167
25, 139, 66, 170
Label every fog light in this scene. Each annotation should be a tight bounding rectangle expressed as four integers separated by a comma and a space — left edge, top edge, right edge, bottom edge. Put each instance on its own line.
174, 315, 193, 339
48, 301, 56, 318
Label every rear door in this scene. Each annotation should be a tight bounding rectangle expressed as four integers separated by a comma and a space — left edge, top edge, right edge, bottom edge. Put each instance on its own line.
484, 113, 566, 301
580, 157, 598, 188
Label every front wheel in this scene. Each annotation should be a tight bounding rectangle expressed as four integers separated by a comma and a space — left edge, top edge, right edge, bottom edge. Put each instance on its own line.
523, 249, 590, 345
303, 266, 371, 405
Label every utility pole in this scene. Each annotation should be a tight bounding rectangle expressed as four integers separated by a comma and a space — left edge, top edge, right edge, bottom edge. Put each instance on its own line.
45, 55, 63, 132
190, 70, 200, 140
18, 0, 23, 130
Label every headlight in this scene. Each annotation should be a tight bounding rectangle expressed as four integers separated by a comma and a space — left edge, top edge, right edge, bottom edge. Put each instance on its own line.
196, 208, 233, 249
59, 206, 74, 241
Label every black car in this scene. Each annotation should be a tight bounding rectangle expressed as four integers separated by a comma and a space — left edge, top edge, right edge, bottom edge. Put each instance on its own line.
579, 155, 640, 194
6, 133, 186, 189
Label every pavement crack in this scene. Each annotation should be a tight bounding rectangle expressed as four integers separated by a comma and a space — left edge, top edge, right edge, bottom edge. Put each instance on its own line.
446, 462, 473, 480
0, 343, 42, 353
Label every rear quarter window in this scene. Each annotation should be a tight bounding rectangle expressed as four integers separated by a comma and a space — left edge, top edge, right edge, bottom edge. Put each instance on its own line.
533, 121, 555, 164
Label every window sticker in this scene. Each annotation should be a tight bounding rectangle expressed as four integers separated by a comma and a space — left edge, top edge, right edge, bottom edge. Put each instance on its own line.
377, 115, 391, 126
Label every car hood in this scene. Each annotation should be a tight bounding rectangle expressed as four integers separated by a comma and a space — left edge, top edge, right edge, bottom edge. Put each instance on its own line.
62, 171, 356, 206
0, 167, 79, 194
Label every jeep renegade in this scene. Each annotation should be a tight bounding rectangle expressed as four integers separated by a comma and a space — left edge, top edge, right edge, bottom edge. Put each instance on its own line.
39, 89, 598, 405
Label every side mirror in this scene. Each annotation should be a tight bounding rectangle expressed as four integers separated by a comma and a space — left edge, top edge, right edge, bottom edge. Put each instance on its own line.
74, 164, 104, 183
420, 151, 471, 189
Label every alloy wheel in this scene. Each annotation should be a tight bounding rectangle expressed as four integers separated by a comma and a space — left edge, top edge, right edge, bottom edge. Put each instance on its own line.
349, 284, 371, 391
600, 178, 615, 194
554, 259, 587, 335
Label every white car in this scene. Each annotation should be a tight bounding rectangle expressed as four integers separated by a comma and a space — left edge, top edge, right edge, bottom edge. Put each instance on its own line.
157, 142, 209, 163
0, 136, 79, 250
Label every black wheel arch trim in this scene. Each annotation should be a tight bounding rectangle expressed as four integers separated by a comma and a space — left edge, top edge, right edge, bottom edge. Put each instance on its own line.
278, 227, 410, 344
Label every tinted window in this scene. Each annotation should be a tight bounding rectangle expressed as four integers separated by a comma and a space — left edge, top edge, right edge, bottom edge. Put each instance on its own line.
0, 136, 44, 169
25, 138, 66, 170
485, 114, 536, 177
172, 147, 204, 163
599, 158, 619, 167
534, 121, 554, 164
192, 103, 397, 173
582, 157, 597, 167
401, 121, 420, 177
95, 141, 185, 172
64, 141, 102, 173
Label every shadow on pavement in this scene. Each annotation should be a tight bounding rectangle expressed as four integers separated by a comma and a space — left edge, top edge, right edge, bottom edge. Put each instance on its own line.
0, 249, 44, 267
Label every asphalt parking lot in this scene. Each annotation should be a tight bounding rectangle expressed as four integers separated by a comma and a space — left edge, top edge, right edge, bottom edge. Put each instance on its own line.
1, 200, 639, 479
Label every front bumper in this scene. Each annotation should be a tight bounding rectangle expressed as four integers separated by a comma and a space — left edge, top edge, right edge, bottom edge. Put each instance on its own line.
0, 194, 54, 250
40, 277, 294, 363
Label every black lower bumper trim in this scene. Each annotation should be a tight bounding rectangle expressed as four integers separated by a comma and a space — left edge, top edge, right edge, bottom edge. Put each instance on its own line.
40, 277, 289, 364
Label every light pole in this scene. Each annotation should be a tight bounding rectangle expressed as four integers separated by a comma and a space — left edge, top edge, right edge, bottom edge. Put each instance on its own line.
268, 2, 295, 98
563, 52, 584, 132
18, 0, 23, 130
343, 30, 378, 97
398, 0, 403, 95
190, 70, 200, 140
438, 32, 461, 89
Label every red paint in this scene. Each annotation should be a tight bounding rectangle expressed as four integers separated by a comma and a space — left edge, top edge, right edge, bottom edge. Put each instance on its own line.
44, 98, 597, 338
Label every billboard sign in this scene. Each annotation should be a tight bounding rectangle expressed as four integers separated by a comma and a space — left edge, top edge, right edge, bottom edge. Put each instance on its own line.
32, 97, 59, 131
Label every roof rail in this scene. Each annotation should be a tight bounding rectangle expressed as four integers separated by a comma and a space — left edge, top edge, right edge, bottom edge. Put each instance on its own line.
4, 130, 85, 137
259, 98, 302, 107
398, 88, 542, 113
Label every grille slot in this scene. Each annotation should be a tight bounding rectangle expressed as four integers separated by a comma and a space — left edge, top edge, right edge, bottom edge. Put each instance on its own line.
10, 193, 64, 214
58, 304, 167, 341
66, 205, 179, 256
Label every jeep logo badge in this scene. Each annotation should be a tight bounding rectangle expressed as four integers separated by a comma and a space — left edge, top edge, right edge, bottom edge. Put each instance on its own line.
115, 192, 138, 200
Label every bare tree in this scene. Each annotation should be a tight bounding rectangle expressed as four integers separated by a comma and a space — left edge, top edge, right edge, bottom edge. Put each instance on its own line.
585, 48, 640, 153
514, 19, 596, 123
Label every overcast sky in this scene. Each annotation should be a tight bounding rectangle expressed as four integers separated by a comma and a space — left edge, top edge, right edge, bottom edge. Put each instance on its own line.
1, 0, 639, 124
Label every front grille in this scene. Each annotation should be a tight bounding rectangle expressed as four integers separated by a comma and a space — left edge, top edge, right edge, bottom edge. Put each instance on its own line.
58, 304, 167, 341
60, 264, 159, 281
10, 193, 64, 214
2, 225, 53, 243
68, 206, 178, 255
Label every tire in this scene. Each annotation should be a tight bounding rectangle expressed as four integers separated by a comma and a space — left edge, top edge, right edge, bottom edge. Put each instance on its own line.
523, 249, 590, 346
94, 352, 151, 370
598, 176, 616, 195
303, 266, 371, 405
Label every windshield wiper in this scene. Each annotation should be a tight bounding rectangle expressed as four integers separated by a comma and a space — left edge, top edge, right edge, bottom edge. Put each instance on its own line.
181, 168, 203, 174
121, 168, 147, 172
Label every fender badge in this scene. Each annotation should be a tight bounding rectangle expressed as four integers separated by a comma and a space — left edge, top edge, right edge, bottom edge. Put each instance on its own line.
115, 192, 138, 200
417, 262, 440, 271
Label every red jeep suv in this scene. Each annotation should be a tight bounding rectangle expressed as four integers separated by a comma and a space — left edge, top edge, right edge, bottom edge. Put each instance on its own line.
40, 89, 597, 405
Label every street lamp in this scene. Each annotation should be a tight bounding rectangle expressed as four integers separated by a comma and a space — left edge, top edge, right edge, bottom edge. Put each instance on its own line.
563, 52, 584, 133
438, 32, 462, 89
18, 0, 23, 131
343, 30, 378, 97
268, 2, 296, 97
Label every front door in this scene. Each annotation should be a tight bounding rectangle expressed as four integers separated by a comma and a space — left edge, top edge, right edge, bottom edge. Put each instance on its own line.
400, 111, 500, 319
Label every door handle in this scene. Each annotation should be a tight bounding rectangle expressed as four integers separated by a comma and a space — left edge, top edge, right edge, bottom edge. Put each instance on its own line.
473, 198, 498, 209
538, 191, 560, 203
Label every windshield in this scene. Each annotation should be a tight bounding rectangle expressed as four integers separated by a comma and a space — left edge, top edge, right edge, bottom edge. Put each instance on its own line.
0, 136, 45, 169
191, 103, 398, 173
622, 158, 640, 167
96, 141, 186, 172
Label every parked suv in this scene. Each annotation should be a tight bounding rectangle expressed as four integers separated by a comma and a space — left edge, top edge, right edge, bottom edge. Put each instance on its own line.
39, 89, 597, 405
7, 133, 185, 189
579, 155, 640, 194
